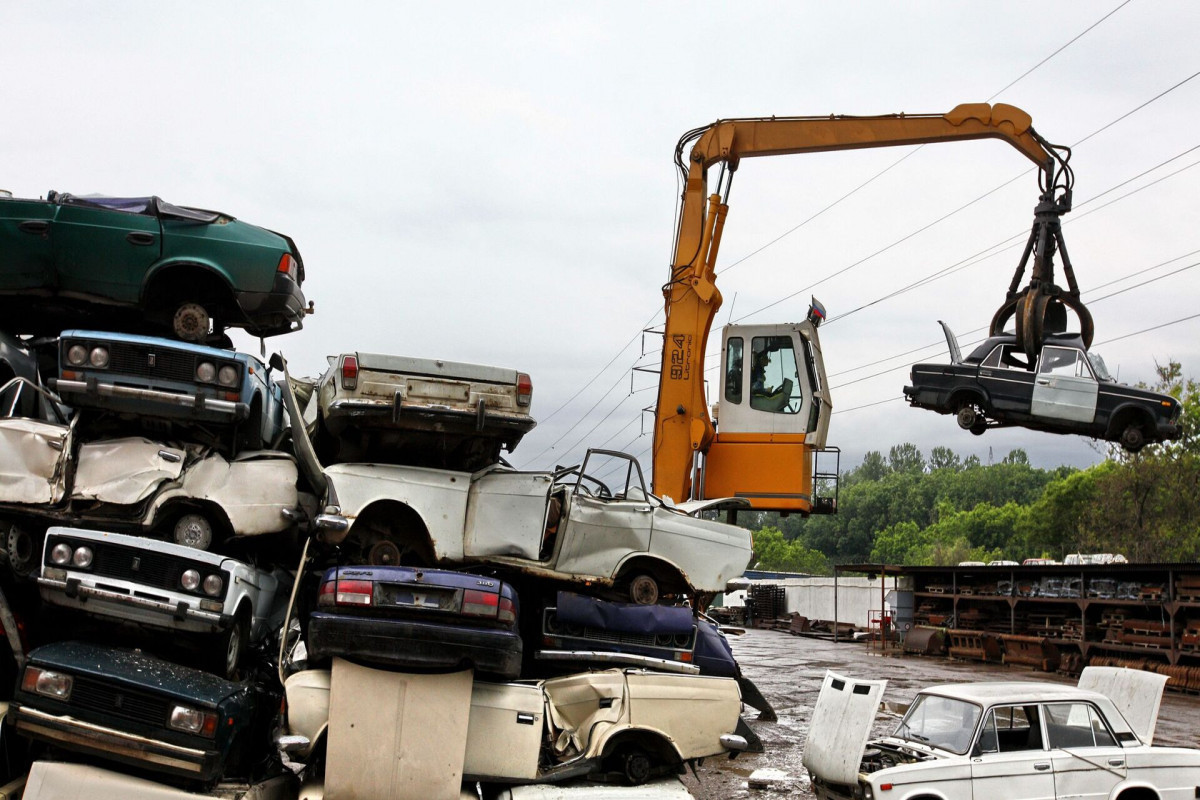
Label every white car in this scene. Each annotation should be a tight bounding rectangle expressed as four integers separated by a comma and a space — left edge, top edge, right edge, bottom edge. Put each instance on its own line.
804, 667, 1200, 800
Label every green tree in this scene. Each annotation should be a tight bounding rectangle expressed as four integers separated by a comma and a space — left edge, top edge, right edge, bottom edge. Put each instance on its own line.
888, 443, 925, 474
928, 446, 962, 472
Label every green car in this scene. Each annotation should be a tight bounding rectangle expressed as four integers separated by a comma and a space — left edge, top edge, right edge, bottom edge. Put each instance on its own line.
0, 191, 307, 341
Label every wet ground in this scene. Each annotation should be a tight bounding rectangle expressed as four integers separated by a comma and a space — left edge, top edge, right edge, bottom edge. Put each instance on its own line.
681, 628, 1200, 798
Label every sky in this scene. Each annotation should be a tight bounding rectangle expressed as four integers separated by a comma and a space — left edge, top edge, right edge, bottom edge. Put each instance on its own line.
2, 1, 1198, 478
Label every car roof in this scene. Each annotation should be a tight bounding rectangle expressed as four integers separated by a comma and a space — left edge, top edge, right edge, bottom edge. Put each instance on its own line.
919, 681, 1109, 705
964, 332, 1088, 363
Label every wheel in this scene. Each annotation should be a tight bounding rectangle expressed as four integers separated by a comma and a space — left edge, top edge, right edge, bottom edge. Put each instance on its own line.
618, 747, 652, 786
1120, 424, 1146, 453
956, 404, 979, 430
174, 512, 215, 550
970, 421, 987, 436
5, 523, 37, 575
211, 610, 250, 679
368, 539, 403, 566
173, 302, 211, 342
627, 573, 660, 605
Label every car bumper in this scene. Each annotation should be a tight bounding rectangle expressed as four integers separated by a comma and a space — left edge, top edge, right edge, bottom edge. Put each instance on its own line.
324, 399, 536, 436
11, 704, 222, 781
902, 384, 951, 412
307, 611, 522, 680
235, 273, 306, 337
38, 575, 229, 635
53, 377, 248, 422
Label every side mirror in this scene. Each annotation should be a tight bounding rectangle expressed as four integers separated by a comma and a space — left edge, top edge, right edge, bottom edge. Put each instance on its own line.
270, 353, 286, 372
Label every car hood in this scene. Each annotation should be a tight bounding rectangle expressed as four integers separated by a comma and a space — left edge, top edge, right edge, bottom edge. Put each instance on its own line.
801, 670, 887, 785
1078, 665, 1167, 744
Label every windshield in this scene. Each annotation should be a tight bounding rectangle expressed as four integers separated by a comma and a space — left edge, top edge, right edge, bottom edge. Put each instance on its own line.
1086, 351, 1113, 382
893, 693, 982, 754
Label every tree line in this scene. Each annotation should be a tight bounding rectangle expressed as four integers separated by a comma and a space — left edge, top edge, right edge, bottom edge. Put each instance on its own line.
750, 362, 1200, 573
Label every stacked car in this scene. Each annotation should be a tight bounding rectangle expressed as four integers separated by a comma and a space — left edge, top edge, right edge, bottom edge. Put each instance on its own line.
0, 190, 760, 798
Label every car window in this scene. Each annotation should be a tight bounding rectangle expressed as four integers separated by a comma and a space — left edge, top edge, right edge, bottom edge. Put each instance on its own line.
1038, 347, 1092, 380
749, 336, 802, 415
977, 705, 1043, 754
1044, 703, 1116, 749
894, 693, 982, 754
981, 344, 1032, 371
725, 337, 743, 405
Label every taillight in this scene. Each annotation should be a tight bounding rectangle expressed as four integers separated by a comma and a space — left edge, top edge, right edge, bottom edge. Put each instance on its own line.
277, 253, 299, 280
341, 355, 358, 391
516, 373, 532, 407
319, 578, 373, 606
498, 595, 516, 625
462, 589, 499, 618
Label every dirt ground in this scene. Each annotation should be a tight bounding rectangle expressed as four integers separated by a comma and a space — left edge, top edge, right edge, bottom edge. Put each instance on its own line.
681, 628, 1200, 799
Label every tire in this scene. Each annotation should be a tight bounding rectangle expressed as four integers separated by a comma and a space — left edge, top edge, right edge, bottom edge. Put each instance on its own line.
970, 421, 987, 436
5, 523, 38, 576
617, 746, 652, 786
212, 610, 250, 679
1120, 424, 1146, 453
956, 404, 979, 430
172, 302, 211, 342
627, 573, 660, 605
174, 512, 215, 551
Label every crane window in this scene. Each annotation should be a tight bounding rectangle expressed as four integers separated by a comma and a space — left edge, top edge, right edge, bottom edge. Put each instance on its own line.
725, 337, 744, 404
750, 336, 802, 415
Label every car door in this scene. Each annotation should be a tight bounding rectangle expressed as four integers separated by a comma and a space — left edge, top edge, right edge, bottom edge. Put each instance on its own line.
970, 705, 1055, 800
52, 199, 161, 302
0, 198, 56, 290
554, 451, 652, 580
976, 343, 1038, 413
1044, 702, 1125, 800
1030, 346, 1099, 423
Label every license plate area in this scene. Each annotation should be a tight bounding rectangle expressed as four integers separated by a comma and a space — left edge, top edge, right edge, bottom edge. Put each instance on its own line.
378, 582, 458, 612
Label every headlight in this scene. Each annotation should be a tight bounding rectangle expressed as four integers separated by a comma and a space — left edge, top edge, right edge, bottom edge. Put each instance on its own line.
51, 543, 73, 565
196, 362, 217, 383
89, 347, 109, 368
22, 667, 73, 700
203, 574, 224, 596
72, 547, 93, 568
67, 345, 88, 367
181, 569, 201, 591
217, 365, 238, 387
168, 704, 218, 738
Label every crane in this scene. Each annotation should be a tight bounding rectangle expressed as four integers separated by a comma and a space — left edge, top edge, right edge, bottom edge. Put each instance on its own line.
651, 103, 1090, 514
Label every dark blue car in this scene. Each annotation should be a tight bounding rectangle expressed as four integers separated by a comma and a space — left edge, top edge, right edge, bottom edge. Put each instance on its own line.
307, 565, 522, 680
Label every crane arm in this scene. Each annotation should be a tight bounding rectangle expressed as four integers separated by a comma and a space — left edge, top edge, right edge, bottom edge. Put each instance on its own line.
652, 102, 1076, 507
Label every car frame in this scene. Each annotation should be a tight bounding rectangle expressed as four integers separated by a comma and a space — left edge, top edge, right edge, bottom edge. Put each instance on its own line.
903, 322, 1181, 452
11, 640, 275, 785
805, 667, 1200, 800
52, 329, 285, 452
305, 564, 523, 679
0, 191, 306, 340
36, 526, 290, 677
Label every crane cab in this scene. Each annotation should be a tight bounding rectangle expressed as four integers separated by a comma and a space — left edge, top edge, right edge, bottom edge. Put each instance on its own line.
697, 310, 837, 514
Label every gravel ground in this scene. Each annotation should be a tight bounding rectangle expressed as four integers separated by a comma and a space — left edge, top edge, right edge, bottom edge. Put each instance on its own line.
681, 628, 1200, 799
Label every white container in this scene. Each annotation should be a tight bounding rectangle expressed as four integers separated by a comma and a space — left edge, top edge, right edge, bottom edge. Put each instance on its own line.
464, 681, 545, 781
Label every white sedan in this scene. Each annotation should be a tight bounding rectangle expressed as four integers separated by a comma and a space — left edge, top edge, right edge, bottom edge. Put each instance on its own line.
805, 667, 1200, 800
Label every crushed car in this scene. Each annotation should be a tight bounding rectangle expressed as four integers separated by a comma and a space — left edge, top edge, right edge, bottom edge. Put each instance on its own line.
306, 564, 523, 680
37, 526, 290, 677
11, 640, 278, 786
52, 330, 286, 453
0, 191, 307, 341
803, 666, 1200, 800
904, 323, 1181, 452
316, 351, 535, 471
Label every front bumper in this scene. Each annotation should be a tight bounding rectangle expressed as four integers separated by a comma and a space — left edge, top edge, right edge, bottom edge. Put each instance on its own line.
307, 611, 522, 680
235, 272, 307, 337
11, 704, 222, 781
53, 377, 248, 422
38, 575, 229, 635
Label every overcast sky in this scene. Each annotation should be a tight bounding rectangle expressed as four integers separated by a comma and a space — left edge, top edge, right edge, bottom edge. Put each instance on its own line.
3, 1, 1198, 477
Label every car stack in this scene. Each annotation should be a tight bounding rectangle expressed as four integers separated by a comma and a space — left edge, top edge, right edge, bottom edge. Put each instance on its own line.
0, 190, 761, 800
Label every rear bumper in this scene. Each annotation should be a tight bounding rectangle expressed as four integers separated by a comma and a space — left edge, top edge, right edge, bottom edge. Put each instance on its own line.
11, 704, 222, 782
307, 612, 522, 680
324, 399, 535, 437
235, 273, 306, 337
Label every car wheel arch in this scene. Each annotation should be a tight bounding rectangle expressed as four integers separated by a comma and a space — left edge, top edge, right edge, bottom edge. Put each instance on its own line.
597, 726, 683, 769
153, 499, 233, 550
142, 262, 239, 325
1113, 785, 1160, 800
346, 499, 438, 566
1106, 403, 1155, 439
949, 387, 989, 412
613, 555, 689, 598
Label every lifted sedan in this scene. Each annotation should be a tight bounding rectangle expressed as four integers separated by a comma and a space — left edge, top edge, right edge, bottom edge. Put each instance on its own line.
903, 323, 1180, 452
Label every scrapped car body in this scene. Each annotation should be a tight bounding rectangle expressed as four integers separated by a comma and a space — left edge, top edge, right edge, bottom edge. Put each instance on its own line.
37, 527, 289, 677
493, 780, 695, 799
903, 323, 1181, 451
53, 330, 285, 452
11, 641, 272, 784
0, 416, 305, 562
317, 351, 535, 470
804, 667, 1200, 800
0, 191, 306, 340
21, 760, 296, 800
307, 565, 523, 680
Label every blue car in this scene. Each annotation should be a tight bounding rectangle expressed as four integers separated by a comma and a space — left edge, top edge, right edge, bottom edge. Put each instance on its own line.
307, 565, 522, 679
51, 330, 284, 451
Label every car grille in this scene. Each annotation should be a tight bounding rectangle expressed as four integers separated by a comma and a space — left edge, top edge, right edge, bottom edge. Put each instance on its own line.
68, 674, 172, 729
107, 342, 196, 383
46, 537, 228, 600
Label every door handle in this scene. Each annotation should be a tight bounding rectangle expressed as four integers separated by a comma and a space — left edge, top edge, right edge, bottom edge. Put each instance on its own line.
125, 232, 156, 246
18, 220, 49, 235
1108, 759, 1124, 767
1033, 762, 1050, 771
635, 506, 652, 513
1036, 379, 1050, 386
